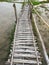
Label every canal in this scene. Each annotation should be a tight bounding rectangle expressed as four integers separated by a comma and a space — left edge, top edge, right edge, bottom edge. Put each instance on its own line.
0, 1, 23, 65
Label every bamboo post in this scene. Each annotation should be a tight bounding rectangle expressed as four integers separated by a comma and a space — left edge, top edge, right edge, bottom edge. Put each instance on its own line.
28, 0, 29, 5
13, 3, 17, 23
30, 3, 33, 19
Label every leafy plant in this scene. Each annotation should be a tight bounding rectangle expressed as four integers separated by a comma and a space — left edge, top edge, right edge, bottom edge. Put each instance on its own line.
30, 0, 49, 5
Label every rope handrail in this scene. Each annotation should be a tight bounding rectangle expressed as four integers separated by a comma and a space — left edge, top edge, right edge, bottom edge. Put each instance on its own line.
28, 1, 49, 65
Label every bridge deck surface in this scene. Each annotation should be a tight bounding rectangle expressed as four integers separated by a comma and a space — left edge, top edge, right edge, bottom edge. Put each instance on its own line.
10, 4, 41, 65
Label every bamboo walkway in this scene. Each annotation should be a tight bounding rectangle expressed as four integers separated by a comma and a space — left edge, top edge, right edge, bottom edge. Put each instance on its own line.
8, 4, 42, 65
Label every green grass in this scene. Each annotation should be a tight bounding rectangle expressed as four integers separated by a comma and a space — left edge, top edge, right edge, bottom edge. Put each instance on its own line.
30, 0, 49, 5
32, 1, 40, 5
0, 0, 12, 2
0, 0, 6, 1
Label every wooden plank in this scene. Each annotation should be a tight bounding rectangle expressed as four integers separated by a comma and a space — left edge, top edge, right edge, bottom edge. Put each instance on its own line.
15, 39, 33, 41
16, 39, 34, 41
13, 54, 40, 58
14, 46, 38, 50
14, 40, 34, 42
14, 42, 34, 44
16, 36, 34, 38
14, 49, 38, 53
13, 59, 42, 64
14, 49, 37, 52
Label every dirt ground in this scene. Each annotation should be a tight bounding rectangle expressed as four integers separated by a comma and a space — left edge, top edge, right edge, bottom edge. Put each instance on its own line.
33, 13, 49, 57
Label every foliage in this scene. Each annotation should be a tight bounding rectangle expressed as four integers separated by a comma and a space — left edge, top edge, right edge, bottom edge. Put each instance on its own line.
30, 0, 49, 5
32, 1, 40, 5
0, 0, 10, 2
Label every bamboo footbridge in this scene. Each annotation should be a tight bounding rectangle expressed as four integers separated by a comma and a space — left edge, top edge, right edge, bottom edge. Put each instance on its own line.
7, 4, 42, 65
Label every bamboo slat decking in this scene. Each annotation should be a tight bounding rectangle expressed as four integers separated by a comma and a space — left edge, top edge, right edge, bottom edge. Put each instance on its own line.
8, 4, 42, 65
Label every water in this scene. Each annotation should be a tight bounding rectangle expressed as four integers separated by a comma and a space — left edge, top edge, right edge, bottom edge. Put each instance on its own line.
0, 2, 22, 65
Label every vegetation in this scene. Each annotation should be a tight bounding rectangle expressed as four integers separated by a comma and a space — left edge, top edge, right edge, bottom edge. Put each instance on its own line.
0, 0, 5, 1
29, 0, 49, 5
0, 0, 12, 2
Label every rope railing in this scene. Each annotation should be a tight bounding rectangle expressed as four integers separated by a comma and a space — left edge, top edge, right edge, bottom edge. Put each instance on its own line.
28, 0, 49, 65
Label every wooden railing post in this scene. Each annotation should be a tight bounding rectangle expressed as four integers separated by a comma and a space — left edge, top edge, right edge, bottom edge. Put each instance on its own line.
30, 3, 33, 19
28, 0, 29, 5
13, 3, 17, 24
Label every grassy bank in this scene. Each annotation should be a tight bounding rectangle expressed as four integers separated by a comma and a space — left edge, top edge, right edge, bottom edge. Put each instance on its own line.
32, 1, 49, 5
0, 0, 7, 1
0, 0, 13, 2
30, 0, 49, 5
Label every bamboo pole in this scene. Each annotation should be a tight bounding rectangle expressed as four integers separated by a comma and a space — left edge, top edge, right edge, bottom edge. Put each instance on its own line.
29, 3, 33, 19
13, 3, 17, 23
